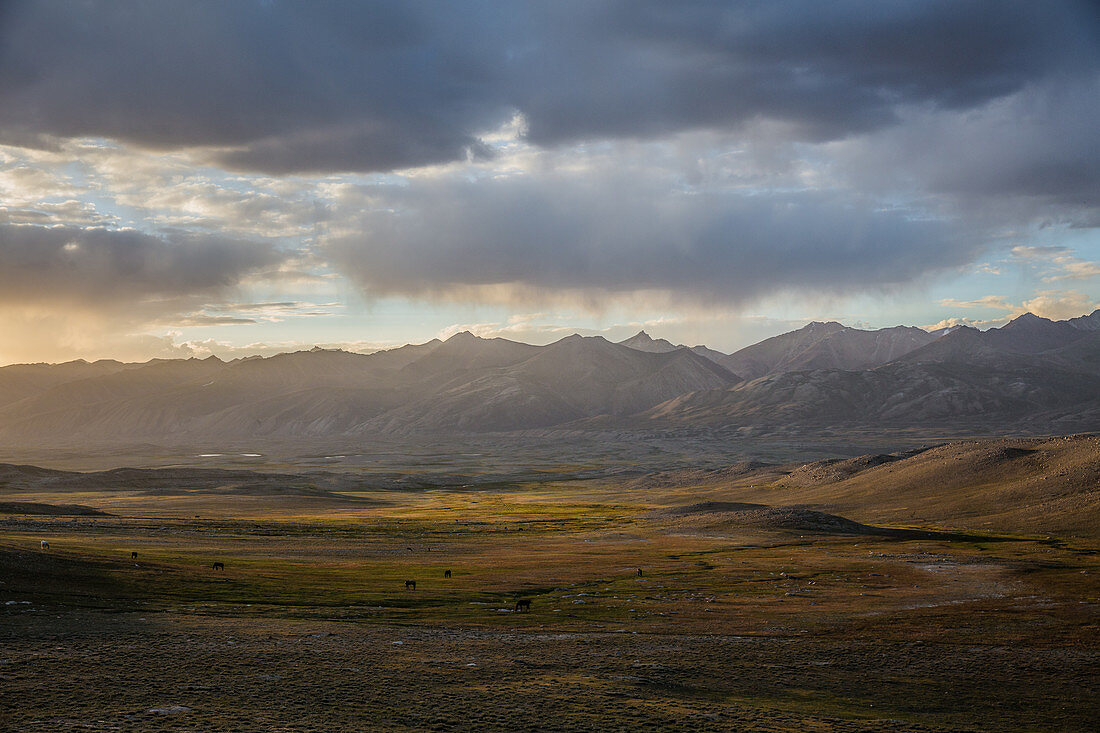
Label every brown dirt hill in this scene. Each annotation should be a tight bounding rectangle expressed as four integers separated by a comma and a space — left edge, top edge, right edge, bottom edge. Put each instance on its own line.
0, 463, 375, 497
637, 435, 1100, 536
645, 502, 881, 535
0, 501, 112, 516
801, 435, 1100, 535
776, 453, 906, 487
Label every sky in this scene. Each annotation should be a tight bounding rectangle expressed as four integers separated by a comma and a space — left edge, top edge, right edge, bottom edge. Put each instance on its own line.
0, 0, 1098, 364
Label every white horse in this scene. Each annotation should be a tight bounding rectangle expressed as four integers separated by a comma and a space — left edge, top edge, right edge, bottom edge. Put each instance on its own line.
40, 540, 49, 549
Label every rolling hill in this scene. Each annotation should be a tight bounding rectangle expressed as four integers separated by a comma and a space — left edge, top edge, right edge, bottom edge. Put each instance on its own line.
632, 434, 1100, 536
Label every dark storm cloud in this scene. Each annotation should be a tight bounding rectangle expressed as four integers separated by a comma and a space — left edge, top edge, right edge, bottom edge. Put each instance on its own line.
0, 224, 281, 305
327, 175, 964, 302
2, 1, 1096, 310
0, 1, 509, 172
517, 0, 1098, 146
1, 1, 1094, 173
831, 73, 1100, 220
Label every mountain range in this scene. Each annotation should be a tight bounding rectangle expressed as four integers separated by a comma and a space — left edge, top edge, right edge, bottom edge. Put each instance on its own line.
0, 311, 1097, 446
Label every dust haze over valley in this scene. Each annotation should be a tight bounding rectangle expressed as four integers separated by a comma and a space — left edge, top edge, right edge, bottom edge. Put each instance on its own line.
3, 1, 1100, 731
4, 311, 1100, 458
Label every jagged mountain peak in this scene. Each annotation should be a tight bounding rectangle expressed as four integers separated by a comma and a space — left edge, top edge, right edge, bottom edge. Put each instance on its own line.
718, 321, 936, 380
444, 330, 481, 343
1068, 309, 1100, 331
805, 320, 846, 330
1002, 312, 1050, 328
619, 330, 682, 354
551, 333, 614, 348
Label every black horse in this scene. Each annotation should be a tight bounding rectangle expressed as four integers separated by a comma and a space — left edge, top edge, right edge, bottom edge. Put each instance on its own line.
514, 599, 531, 613
212, 561, 225, 571
444, 570, 452, 578
405, 579, 416, 590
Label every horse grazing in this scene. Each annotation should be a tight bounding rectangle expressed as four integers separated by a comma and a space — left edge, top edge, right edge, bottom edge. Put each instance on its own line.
131, 551, 138, 559
405, 580, 416, 590
514, 599, 531, 613
444, 570, 452, 579
212, 561, 225, 571
40, 540, 49, 550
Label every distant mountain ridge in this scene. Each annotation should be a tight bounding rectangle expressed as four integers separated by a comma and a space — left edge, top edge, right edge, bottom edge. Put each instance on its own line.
0, 310, 1097, 444
617, 330, 730, 365
716, 322, 937, 380
0, 330, 740, 442
639, 311, 1100, 432
618, 330, 680, 353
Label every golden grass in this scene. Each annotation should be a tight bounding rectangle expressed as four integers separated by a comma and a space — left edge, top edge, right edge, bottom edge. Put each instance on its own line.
2, 478, 1099, 730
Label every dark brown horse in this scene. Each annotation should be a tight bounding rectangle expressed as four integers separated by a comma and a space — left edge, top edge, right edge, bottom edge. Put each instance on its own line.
212, 561, 225, 571
514, 599, 531, 612
444, 570, 452, 578
405, 579, 416, 590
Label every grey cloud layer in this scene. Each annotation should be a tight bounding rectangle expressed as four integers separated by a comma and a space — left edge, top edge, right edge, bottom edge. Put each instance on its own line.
0, 224, 280, 305
829, 74, 1100, 220
519, 1, 1096, 146
0, 1, 507, 172
2, 1, 1094, 173
329, 175, 963, 302
1, 1, 1097, 311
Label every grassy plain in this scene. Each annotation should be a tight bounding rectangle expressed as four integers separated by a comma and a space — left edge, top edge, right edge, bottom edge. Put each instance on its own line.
2, 442, 1099, 731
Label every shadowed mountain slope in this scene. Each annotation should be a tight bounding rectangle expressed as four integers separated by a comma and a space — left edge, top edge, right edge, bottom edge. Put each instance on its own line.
619, 330, 680, 353
0, 359, 137, 409
1067, 309, 1100, 331
641, 311, 1100, 432
641, 358, 1099, 430
0, 333, 741, 442
618, 330, 731, 366
362, 335, 740, 433
901, 313, 1099, 368
718, 322, 935, 380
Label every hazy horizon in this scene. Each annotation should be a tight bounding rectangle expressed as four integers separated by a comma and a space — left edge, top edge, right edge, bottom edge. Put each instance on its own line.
0, 307, 1092, 368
